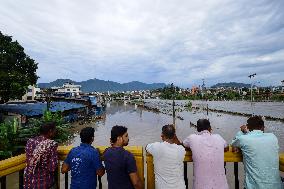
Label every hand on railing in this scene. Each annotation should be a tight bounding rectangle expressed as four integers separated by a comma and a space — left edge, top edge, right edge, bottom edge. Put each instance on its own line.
232, 147, 241, 153
240, 125, 249, 134
173, 134, 182, 145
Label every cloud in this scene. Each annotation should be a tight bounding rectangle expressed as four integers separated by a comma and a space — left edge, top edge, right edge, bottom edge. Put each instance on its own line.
0, 0, 283, 87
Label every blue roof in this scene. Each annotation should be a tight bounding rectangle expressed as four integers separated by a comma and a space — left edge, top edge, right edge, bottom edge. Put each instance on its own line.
0, 102, 85, 116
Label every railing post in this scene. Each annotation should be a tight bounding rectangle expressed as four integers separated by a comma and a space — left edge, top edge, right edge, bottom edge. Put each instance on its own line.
65, 173, 68, 189
19, 169, 24, 189
0, 176, 6, 189
55, 165, 59, 189
98, 176, 102, 189
146, 154, 155, 189
184, 162, 188, 189
234, 162, 239, 189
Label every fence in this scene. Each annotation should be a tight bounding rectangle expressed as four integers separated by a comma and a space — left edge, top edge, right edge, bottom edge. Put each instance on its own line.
0, 146, 283, 189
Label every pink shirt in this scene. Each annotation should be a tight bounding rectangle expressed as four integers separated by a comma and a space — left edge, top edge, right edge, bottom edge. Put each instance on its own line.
183, 130, 229, 189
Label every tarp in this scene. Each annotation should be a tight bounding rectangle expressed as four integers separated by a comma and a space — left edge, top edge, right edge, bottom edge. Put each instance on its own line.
0, 102, 85, 117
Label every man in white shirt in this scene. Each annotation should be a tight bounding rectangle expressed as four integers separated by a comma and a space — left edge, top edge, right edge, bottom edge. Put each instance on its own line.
146, 124, 186, 189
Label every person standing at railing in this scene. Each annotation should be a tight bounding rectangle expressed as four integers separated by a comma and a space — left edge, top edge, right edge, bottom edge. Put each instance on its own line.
61, 127, 105, 189
146, 124, 186, 189
103, 125, 143, 189
231, 116, 284, 189
181, 119, 229, 189
24, 122, 58, 189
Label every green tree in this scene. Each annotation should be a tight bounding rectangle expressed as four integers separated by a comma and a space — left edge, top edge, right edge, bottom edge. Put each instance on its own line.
0, 31, 38, 103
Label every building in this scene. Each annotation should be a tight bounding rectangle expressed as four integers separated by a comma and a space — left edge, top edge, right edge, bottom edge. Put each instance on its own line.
191, 86, 199, 95
52, 82, 81, 97
282, 80, 284, 93
22, 85, 41, 101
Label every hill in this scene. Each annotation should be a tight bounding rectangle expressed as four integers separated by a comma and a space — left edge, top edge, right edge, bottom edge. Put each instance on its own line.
38, 78, 166, 92
211, 82, 250, 88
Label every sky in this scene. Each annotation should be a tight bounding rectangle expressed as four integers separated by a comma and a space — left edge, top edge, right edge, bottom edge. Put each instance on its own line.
0, 0, 284, 87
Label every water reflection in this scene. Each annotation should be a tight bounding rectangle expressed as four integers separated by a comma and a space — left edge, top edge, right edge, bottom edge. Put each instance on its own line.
71, 101, 284, 152
7, 101, 283, 189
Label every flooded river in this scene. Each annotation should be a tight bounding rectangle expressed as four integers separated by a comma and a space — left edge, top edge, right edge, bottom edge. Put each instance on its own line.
71, 100, 284, 151
6, 100, 284, 188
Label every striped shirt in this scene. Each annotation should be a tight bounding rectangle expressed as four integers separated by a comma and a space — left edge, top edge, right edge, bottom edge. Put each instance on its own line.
24, 136, 58, 189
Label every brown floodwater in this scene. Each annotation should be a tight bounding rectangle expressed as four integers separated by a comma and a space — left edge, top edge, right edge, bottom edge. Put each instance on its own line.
69, 101, 283, 188
6, 100, 284, 188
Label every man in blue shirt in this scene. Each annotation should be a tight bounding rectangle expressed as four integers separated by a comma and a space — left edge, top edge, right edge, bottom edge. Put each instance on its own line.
231, 116, 283, 189
61, 127, 105, 189
103, 125, 142, 189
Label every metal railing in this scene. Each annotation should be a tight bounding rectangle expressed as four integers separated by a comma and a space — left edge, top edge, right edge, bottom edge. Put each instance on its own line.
0, 146, 144, 189
146, 148, 284, 189
0, 146, 283, 189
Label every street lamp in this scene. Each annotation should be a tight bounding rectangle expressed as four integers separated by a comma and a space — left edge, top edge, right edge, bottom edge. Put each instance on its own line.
248, 73, 256, 115
171, 83, 176, 128
281, 80, 284, 93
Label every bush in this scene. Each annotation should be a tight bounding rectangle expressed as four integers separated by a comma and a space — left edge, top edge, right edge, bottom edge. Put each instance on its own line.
0, 110, 73, 160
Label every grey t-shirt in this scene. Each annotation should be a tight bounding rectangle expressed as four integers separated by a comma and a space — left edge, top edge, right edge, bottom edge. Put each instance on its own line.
103, 147, 137, 189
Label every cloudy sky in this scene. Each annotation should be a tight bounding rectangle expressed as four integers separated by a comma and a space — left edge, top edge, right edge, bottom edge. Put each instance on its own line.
0, 0, 284, 87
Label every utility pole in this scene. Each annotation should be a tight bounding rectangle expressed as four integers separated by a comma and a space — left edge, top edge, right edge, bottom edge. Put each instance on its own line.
201, 79, 205, 99
248, 73, 256, 115
201, 79, 208, 117
44, 88, 51, 111
171, 83, 176, 128
281, 80, 284, 93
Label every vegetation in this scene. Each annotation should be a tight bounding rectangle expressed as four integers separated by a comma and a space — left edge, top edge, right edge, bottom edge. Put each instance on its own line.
156, 85, 284, 102
271, 94, 284, 101
0, 31, 38, 103
0, 119, 19, 159
0, 110, 72, 160
158, 86, 179, 100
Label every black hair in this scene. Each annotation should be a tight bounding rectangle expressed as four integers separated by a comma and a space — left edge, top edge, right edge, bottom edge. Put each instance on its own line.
40, 122, 56, 135
110, 125, 128, 143
162, 124, 175, 139
247, 116, 264, 131
80, 127, 95, 144
197, 119, 211, 132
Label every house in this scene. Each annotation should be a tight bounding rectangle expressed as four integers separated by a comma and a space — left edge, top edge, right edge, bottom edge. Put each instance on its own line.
52, 82, 81, 97
22, 85, 41, 101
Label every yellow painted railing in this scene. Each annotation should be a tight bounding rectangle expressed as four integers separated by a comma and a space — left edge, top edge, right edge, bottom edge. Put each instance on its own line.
0, 145, 144, 189
146, 149, 284, 189
0, 146, 283, 189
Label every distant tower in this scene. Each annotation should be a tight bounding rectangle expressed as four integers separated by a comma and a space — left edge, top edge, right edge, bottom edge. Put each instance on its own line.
282, 80, 284, 93
201, 79, 206, 98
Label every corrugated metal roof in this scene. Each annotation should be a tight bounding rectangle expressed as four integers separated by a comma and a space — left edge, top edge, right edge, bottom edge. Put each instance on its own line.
0, 102, 85, 116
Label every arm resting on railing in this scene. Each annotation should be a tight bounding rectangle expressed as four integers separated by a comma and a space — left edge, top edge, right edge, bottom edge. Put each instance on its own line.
61, 162, 70, 174
129, 172, 143, 189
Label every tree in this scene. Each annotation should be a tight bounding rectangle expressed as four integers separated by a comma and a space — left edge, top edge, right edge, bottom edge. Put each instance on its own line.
0, 31, 38, 103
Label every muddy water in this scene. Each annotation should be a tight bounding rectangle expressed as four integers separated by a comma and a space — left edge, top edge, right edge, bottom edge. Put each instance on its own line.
71, 101, 284, 151
6, 101, 284, 188
68, 101, 283, 188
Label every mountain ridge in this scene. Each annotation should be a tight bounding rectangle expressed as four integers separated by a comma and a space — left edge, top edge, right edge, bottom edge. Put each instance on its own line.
38, 78, 167, 92
211, 82, 251, 88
